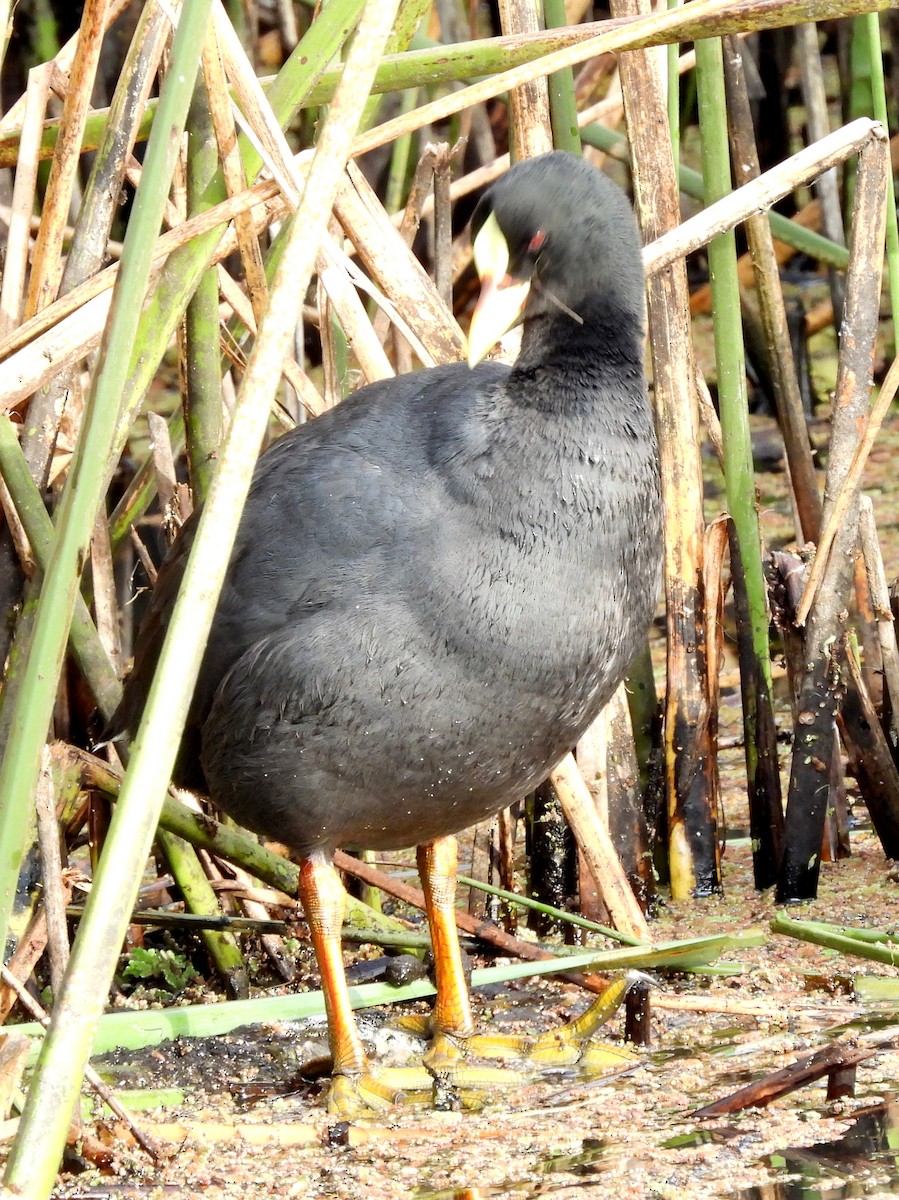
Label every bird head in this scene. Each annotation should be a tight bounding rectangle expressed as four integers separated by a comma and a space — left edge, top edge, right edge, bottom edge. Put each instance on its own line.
466, 151, 644, 368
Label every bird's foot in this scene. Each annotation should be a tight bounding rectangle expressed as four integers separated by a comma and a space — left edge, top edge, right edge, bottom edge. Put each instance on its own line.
326, 1071, 403, 1117
324, 977, 642, 1115
391, 975, 640, 1088
324, 1044, 526, 1116
466, 974, 640, 1072
326, 1064, 446, 1117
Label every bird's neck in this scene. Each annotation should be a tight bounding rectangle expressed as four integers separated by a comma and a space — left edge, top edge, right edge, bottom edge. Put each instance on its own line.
509, 300, 647, 414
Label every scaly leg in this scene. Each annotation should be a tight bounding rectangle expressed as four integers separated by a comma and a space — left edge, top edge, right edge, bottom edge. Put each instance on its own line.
299, 855, 408, 1113
416, 836, 514, 1093
411, 838, 638, 1078
299, 855, 366, 1074
417, 837, 475, 1042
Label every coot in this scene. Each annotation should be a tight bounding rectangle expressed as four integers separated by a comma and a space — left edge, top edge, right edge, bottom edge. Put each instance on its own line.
118, 151, 663, 1112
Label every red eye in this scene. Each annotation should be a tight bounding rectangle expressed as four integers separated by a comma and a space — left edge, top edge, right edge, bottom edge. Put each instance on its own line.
528, 230, 547, 255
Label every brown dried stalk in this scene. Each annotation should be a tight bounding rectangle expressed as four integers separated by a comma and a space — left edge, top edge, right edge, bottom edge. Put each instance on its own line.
796, 353, 899, 627
693, 1042, 875, 1117
202, 24, 269, 322
612, 0, 719, 898
0, 66, 52, 339
335, 163, 465, 366
722, 35, 822, 545
548, 754, 650, 941
498, 0, 553, 157
24, 0, 115, 318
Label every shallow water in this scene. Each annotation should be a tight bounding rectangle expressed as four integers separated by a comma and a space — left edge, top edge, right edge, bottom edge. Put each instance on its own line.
412, 1106, 899, 1200
737, 1101, 899, 1200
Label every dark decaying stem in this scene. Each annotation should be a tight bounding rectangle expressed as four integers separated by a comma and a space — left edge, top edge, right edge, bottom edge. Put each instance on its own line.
491, 806, 518, 933
859, 495, 899, 751
624, 980, 652, 1046
465, 819, 496, 920
839, 650, 899, 859
692, 1042, 874, 1117
768, 549, 890, 864
853, 554, 885, 716
777, 133, 889, 901
528, 781, 577, 937
612, 0, 720, 897
603, 686, 655, 909
727, 525, 784, 886
625, 640, 666, 883
576, 690, 655, 923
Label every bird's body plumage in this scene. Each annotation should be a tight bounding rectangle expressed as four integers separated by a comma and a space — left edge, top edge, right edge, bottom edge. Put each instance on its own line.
200, 325, 658, 856
127, 319, 659, 856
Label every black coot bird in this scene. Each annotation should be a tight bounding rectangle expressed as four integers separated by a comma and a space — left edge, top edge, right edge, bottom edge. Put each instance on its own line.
118, 151, 662, 1113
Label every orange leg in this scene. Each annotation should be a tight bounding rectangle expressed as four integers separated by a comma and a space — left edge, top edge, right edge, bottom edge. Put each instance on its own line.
298, 855, 367, 1077
417, 837, 475, 1039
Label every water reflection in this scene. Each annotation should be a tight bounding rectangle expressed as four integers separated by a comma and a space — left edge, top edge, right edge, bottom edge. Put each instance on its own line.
414, 1105, 899, 1199
739, 1101, 899, 1199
